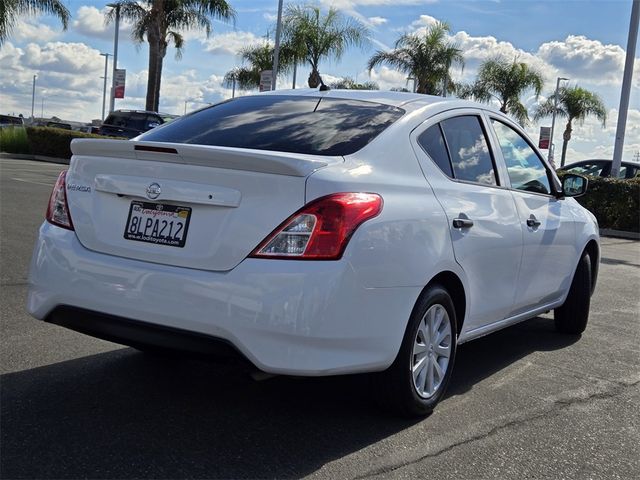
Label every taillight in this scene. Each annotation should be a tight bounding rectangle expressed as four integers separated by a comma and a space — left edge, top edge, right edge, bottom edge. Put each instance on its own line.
46, 170, 74, 230
250, 193, 382, 260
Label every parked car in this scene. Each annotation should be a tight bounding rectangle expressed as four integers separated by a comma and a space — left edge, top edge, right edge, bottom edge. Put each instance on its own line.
0, 114, 24, 127
98, 110, 172, 138
28, 91, 599, 416
559, 158, 640, 179
46, 121, 72, 130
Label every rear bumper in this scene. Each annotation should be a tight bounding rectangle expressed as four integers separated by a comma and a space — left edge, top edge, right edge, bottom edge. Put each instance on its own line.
27, 223, 420, 375
46, 305, 249, 364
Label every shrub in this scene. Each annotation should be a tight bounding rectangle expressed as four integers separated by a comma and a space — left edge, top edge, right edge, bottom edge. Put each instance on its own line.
0, 126, 30, 154
25, 127, 122, 159
562, 173, 640, 232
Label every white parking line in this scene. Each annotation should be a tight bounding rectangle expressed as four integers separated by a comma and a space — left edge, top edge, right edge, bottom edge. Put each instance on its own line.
11, 177, 54, 187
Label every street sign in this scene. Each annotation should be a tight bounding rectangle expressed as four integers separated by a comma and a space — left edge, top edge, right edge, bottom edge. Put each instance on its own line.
259, 70, 273, 92
538, 126, 551, 149
114, 69, 126, 99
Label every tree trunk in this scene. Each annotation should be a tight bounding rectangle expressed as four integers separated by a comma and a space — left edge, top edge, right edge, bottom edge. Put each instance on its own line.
145, 2, 164, 112
146, 34, 160, 111
308, 68, 321, 88
152, 41, 167, 112
560, 119, 573, 167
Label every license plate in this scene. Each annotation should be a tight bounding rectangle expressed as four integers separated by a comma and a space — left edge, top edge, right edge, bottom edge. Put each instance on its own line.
124, 201, 192, 248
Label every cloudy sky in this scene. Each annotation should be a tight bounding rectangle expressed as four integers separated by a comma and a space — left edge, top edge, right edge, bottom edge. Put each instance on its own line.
1, 0, 638, 163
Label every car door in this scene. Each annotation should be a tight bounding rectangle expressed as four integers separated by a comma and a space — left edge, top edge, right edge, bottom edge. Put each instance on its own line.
487, 117, 578, 315
411, 112, 523, 333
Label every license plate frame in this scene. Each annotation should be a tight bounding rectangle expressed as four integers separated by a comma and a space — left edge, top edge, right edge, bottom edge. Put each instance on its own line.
123, 201, 192, 248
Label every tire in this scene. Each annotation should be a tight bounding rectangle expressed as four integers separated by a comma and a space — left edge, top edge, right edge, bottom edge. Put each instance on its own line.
374, 285, 458, 417
554, 253, 591, 334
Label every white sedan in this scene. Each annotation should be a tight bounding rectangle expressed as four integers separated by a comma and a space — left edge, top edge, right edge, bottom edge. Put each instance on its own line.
27, 90, 599, 415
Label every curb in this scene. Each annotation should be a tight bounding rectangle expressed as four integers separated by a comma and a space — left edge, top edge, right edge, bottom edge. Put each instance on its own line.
599, 228, 640, 240
0, 153, 69, 164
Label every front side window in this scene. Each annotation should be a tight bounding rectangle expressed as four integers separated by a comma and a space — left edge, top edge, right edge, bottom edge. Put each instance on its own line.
491, 120, 551, 195
440, 116, 497, 186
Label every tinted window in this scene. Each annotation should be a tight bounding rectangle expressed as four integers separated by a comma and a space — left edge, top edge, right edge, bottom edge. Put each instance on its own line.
491, 120, 551, 195
418, 125, 453, 177
566, 162, 607, 177
440, 116, 497, 186
107, 112, 149, 130
140, 95, 405, 156
620, 164, 639, 179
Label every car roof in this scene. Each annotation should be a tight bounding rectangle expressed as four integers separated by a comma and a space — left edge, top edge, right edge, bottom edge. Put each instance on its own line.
564, 159, 637, 167
258, 88, 484, 110
110, 110, 160, 115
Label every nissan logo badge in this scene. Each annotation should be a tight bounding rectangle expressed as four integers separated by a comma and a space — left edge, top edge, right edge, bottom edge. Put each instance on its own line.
146, 182, 161, 200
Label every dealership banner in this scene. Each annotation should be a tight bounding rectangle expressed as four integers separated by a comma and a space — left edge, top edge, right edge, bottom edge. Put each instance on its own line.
538, 126, 551, 149
259, 70, 273, 92
114, 69, 126, 99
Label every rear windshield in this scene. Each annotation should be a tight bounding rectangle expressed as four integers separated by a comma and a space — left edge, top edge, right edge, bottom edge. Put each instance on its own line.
139, 95, 405, 156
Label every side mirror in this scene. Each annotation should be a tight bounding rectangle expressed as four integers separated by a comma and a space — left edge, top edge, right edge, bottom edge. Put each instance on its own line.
561, 174, 588, 198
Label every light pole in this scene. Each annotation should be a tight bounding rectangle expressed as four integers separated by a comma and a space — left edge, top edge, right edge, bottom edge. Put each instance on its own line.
108, 3, 121, 114
407, 77, 416, 93
271, 0, 284, 90
549, 76, 569, 168
611, 0, 639, 178
100, 53, 111, 121
31, 75, 37, 121
41, 96, 44, 118
232, 77, 236, 98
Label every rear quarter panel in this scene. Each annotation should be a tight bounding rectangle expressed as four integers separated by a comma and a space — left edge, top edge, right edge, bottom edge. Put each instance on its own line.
305, 120, 465, 291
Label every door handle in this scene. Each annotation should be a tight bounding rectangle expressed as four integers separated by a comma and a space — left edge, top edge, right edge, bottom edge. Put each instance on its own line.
526, 215, 541, 228
453, 218, 474, 229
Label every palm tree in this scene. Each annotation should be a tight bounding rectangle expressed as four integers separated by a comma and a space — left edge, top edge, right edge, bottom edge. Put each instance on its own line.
224, 44, 273, 91
329, 77, 379, 90
107, 1, 235, 112
223, 42, 294, 91
458, 57, 544, 125
534, 85, 607, 167
367, 22, 463, 96
282, 5, 369, 88
0, 0, 70, 45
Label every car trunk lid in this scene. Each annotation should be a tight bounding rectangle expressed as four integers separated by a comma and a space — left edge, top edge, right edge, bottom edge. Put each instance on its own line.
66, 139, 339, 271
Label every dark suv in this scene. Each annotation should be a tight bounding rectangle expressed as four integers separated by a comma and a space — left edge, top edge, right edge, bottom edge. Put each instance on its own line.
98, 110, 177, 138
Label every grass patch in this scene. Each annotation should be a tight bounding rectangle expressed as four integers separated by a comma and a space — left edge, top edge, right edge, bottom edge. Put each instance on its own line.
0, 126, 30, 154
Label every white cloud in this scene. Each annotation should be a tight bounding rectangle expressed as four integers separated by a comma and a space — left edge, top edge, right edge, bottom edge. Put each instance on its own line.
537, 35, 639, 86
263, 13, 278, 22
408, 14, 440, 31
13, 18, 61, 43
322, 0, 436, 7
366, 66, 411, 90
22, 42, 104, 75
201, 30, 265, 56
72, 6, 133, 41
368, 16, 388, 26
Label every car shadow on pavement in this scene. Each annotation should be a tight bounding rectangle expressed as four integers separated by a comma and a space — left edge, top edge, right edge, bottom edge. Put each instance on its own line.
447, 316, 580, 397
1, 316, 578, 479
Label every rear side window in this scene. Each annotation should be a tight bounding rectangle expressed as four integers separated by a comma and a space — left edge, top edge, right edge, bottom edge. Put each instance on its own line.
418, 125, 453, 177
139, 95, 404, 156
440, 116, 497, 186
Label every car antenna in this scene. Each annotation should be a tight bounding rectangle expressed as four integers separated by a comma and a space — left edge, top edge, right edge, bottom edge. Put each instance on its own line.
318, 75, 330, 92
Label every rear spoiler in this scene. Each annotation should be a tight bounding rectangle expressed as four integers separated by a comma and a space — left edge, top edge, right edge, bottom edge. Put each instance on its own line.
70, 139, 340, 177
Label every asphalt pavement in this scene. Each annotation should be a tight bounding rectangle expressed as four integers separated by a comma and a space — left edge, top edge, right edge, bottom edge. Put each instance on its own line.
1, 158, 639, 479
